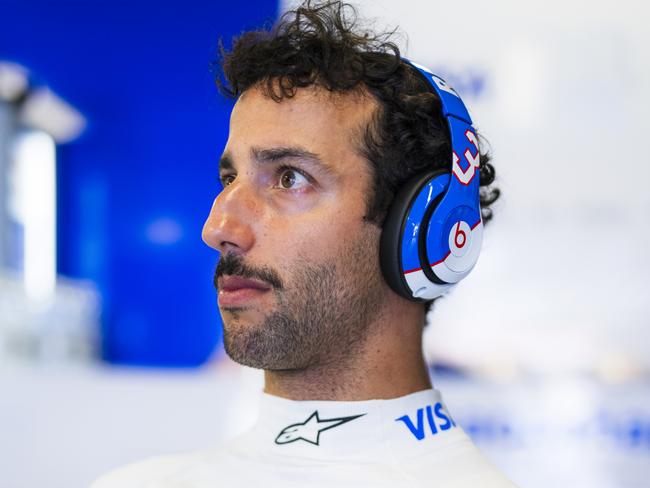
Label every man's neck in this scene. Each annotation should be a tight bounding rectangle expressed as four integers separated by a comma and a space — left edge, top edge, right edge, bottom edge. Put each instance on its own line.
263, 297, 431, 401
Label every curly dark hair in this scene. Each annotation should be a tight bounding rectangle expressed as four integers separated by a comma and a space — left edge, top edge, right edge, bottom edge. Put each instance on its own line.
216, 0, 500, 311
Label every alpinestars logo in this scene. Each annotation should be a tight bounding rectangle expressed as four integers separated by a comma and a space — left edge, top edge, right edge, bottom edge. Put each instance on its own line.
275, 411, 365, 446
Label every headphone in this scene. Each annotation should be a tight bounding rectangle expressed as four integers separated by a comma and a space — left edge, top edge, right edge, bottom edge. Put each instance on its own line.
380, 59, 483, 302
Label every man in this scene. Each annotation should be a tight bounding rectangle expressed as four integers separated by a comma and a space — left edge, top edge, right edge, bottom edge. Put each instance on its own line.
92, 0, 515, 486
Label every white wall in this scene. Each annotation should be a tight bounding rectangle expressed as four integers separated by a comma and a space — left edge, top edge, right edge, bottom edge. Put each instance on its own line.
283, 0, 650, 376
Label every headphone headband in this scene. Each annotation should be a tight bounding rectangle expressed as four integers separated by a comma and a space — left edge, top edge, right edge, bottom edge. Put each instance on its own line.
379, 59, 484, 301
406, 60, 473, 124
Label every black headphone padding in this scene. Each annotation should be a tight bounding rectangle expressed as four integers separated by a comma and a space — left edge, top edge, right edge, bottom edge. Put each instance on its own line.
418, 189, 449, 285
380, 169, 449, 300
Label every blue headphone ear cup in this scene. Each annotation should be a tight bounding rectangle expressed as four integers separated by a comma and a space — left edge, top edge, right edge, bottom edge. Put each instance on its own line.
380, 169, 449, 300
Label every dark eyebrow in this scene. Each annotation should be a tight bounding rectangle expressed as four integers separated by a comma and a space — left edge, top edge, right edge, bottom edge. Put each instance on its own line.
219, 153, 234, 172
251, 145, 336, 177
219, 145, 337, 178
252, 146, 320, 163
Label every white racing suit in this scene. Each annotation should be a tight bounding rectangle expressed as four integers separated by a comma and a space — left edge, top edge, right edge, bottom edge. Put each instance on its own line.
91, 388, 519, 487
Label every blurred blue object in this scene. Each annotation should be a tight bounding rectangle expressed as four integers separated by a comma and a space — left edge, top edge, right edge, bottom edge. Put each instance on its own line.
0, 0, 279, 366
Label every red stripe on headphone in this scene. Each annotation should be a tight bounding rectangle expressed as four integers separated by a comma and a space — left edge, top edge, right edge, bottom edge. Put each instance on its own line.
402, 219, 480, 275
429, 250, 451, 268
403, 266, 422, 275
403, 250, 451, 275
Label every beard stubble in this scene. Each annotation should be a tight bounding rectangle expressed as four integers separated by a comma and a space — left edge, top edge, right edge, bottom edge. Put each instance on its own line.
218, 230, 385, 371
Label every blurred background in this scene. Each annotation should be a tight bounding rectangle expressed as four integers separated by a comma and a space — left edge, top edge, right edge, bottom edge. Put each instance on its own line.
1, 0, 648, 486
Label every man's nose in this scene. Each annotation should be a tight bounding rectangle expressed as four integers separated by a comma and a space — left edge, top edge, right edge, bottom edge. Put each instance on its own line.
201, 182, 257, 255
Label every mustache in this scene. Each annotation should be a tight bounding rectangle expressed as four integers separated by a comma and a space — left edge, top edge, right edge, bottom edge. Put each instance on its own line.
214, 253, 284, 290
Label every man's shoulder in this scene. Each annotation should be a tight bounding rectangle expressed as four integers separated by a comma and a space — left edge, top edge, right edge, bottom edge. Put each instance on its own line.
89, 450, 209, 488
89, 429, 257, 487
401, 432, 519, 488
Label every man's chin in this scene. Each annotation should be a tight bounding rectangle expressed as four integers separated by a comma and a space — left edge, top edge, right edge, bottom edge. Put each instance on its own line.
220, 312, 309, 370
221, 329, 285, 370
221, 314, 268, 365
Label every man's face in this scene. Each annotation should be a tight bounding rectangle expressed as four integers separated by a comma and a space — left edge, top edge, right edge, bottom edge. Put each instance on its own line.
202, 84, 387, 370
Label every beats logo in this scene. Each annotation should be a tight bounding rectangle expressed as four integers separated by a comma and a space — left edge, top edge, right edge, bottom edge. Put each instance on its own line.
452, 130, 480, 185
448, 221, 471, 257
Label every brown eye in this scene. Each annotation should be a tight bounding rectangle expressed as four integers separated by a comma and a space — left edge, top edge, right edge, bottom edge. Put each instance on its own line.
221, 174, 235, 187
276, 168, 308, 190
280, 170, 296, 188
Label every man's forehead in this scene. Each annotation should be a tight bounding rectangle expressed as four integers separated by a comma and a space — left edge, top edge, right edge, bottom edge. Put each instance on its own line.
225, 84, 377, 170
238, 80, 373, 105
231, 83, 376, 133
